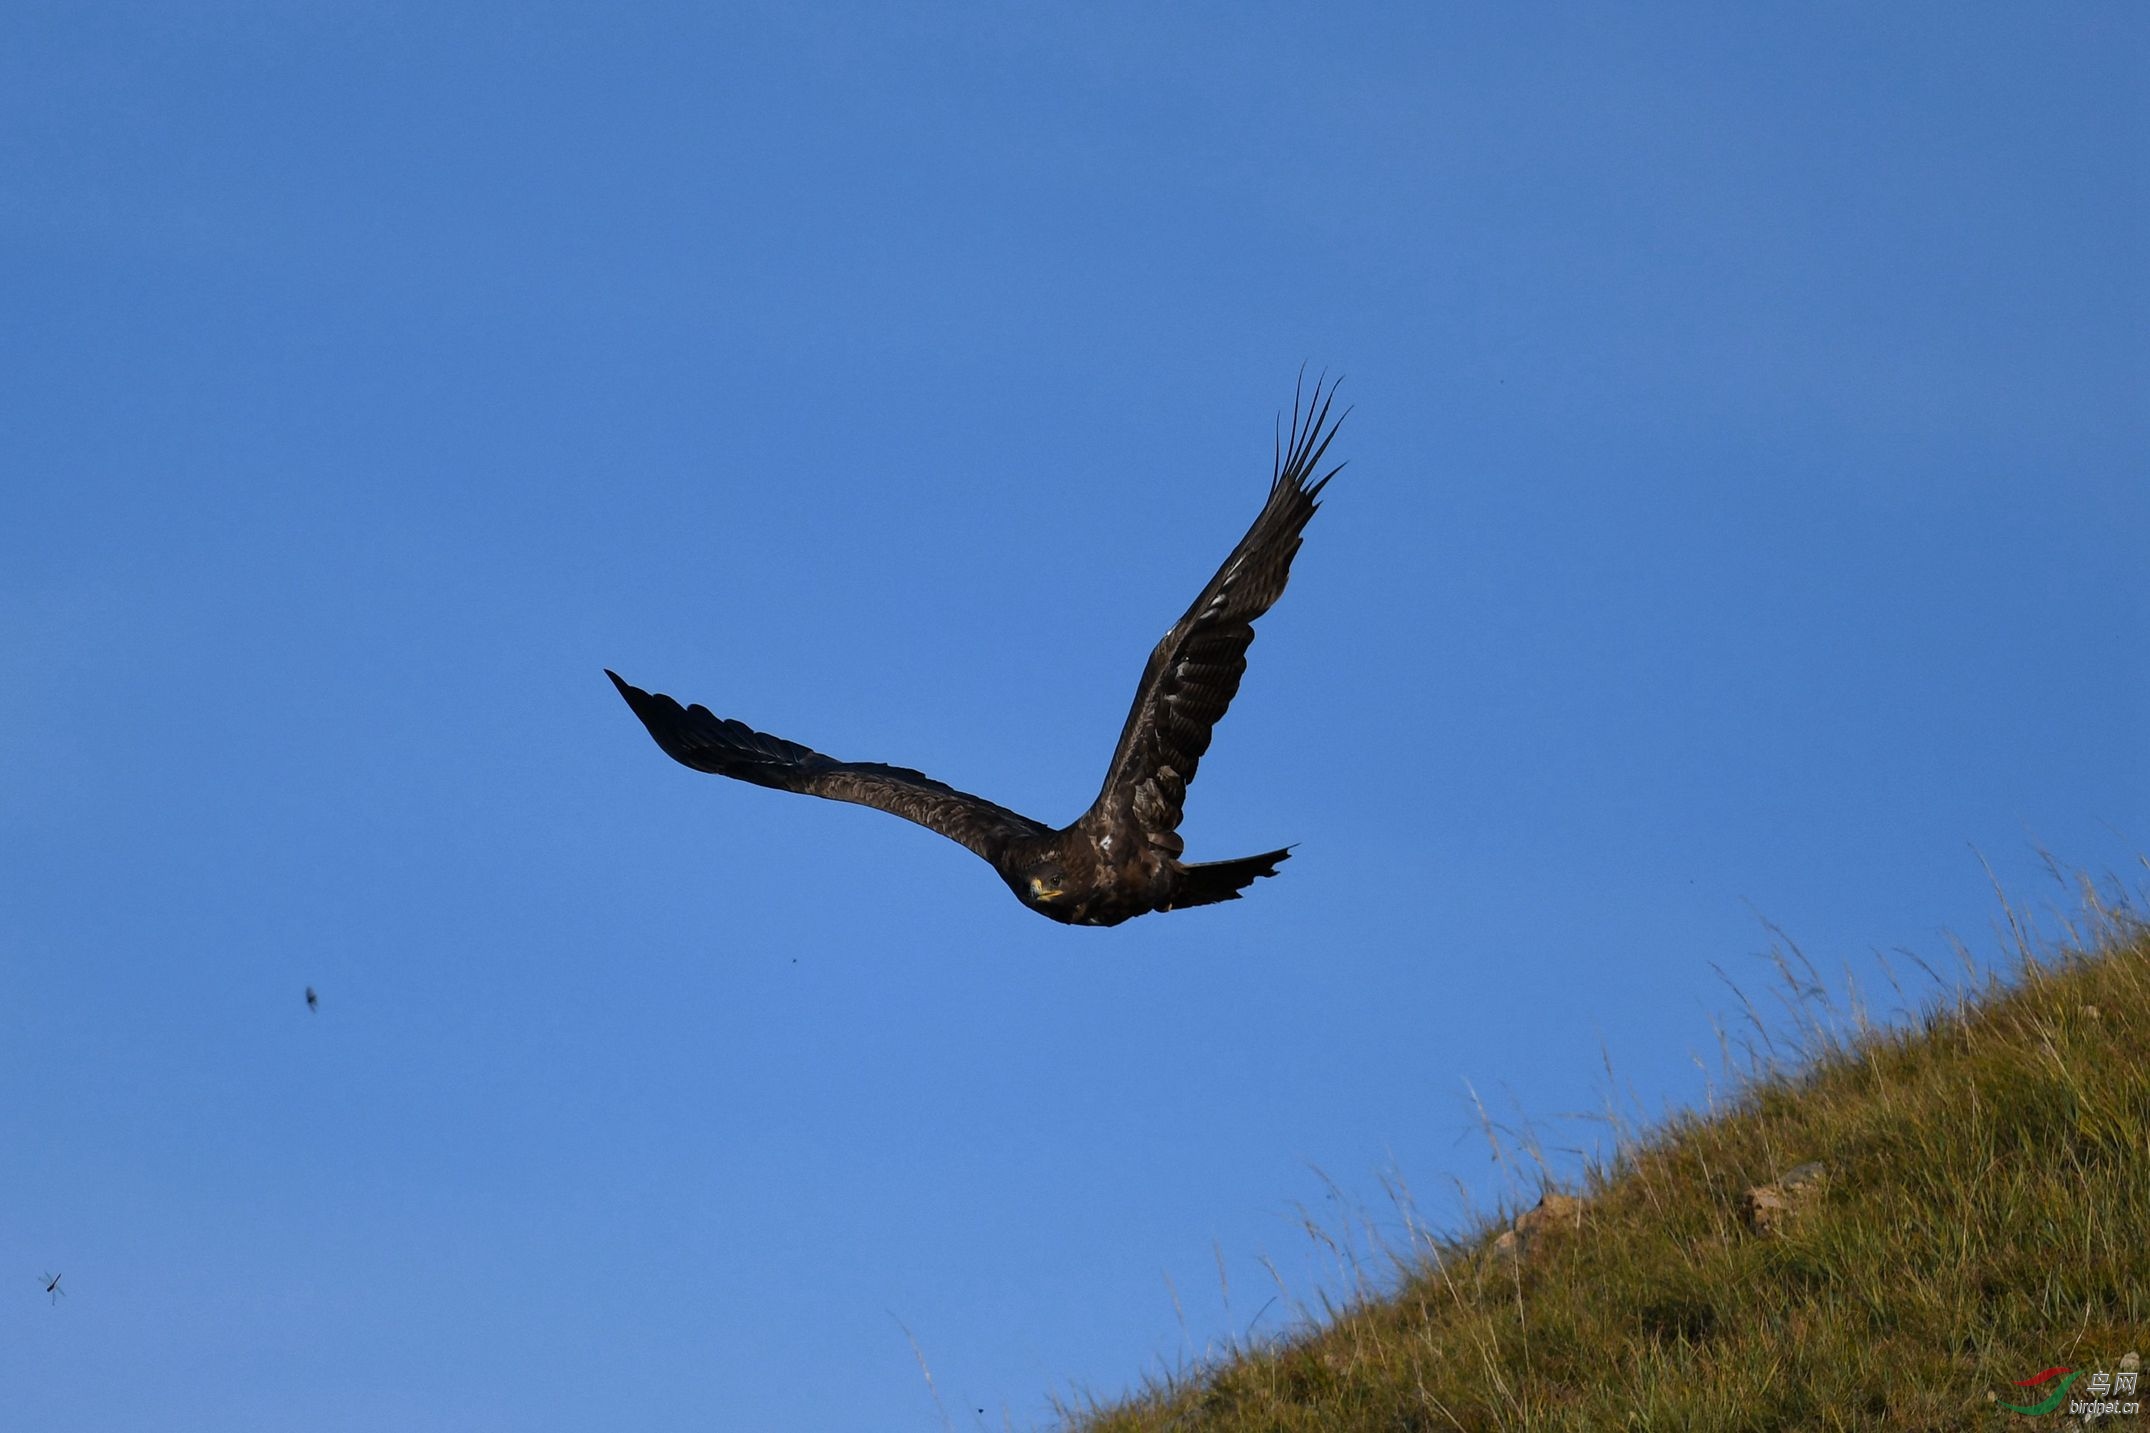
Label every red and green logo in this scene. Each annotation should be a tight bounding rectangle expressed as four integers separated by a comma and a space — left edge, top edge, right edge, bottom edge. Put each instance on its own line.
1999, 1367, 2080, 1416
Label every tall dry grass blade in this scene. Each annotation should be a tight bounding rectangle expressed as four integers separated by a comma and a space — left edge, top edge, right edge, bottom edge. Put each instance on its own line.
892, 1314, 957, 1433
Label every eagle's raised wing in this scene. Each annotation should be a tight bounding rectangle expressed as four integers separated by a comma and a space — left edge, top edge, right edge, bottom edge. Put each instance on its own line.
606, 671, 1052, 860
1079, 375, 1347, 854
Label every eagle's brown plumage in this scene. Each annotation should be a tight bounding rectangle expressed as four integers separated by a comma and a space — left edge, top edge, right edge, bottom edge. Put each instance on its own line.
607, 376, 1347, 926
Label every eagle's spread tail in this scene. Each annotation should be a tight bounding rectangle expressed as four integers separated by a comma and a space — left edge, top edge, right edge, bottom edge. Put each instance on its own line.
1173, 847, 1292, 909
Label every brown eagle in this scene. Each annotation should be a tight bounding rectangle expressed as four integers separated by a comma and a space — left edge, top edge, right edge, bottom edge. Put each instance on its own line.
607, 377, 1347, 926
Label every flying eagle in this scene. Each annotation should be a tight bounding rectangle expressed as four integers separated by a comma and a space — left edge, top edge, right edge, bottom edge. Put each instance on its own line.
607, 377, 1347, 927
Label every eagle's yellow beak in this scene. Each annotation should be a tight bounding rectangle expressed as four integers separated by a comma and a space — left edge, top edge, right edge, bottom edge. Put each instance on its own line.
1029, 877, 1064, 902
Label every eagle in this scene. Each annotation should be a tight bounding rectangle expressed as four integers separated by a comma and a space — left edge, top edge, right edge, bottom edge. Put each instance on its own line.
607, 377, 1347, 927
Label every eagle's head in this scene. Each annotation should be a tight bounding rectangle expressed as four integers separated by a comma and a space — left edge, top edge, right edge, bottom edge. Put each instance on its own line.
1026, 864, 1069, 905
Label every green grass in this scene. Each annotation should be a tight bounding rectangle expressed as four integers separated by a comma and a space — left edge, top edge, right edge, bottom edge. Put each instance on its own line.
1060, 870, 2150, 1431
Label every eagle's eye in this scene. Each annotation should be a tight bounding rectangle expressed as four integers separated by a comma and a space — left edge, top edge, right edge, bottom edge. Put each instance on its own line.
1029, 871, 1067, 901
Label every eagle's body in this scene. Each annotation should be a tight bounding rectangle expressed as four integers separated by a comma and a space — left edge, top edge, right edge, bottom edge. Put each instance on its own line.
607, 378, 1346, 927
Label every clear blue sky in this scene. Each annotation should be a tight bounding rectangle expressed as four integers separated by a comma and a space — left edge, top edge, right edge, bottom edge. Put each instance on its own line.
4, 5, 2144, 1429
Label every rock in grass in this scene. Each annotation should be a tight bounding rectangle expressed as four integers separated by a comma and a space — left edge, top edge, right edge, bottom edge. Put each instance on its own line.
1493, 1193, 1588, 1262
1742, 1161, 1827, 1234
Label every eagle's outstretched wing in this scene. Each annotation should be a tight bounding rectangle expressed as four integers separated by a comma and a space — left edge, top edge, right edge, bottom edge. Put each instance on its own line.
606, 671, 1052, 860
1080, 375, 1347, 854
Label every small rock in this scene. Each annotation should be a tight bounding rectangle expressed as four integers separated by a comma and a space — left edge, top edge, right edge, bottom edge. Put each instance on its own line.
1743, 1161, 1827, 1234
1490, 1194, 1586, 1264
1742, 1183, 1795, 1234
1514, 1193, 1585, 1238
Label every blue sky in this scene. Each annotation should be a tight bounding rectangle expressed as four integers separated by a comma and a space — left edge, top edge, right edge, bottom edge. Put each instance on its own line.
3, 5, 2145, 1429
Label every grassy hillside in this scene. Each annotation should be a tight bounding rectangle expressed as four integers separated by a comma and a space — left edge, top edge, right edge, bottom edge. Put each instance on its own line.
1065, 880, 2149, 1432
